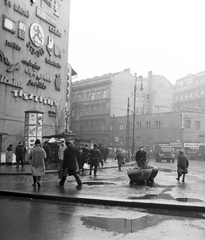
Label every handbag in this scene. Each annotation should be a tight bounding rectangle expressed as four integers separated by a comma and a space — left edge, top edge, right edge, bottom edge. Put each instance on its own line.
177, 167, 183, 176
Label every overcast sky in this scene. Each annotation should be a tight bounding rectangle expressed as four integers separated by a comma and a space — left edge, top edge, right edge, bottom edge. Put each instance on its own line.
68, 0, 205, 84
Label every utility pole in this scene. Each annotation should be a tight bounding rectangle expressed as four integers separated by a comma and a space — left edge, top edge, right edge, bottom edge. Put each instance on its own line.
131, 74, 144, 160
126, 97, 130, 160
131, 73, 137, 160
112, 114, 115, 149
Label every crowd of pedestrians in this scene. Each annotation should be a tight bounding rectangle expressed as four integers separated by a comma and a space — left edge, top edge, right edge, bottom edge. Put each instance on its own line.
5, 139, 190, 189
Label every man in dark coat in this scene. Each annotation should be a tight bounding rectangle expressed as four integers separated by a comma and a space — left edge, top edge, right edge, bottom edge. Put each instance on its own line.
89, 144, 100, 176
15, 142, 26, 168
59, 142, 82, 188
97, 143, 104, 167
43, 141, 51, 167
176, 150, 189, 182
135, 146, 147, 168
103, 145, 109, 162
76, 148, 87, 175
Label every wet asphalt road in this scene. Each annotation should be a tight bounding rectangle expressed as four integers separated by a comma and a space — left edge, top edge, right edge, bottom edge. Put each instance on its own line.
0, 196, 205, 240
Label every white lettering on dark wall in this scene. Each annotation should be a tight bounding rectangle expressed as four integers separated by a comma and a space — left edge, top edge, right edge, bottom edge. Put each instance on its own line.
0, 75, 22, 88
12, 89, 58, 106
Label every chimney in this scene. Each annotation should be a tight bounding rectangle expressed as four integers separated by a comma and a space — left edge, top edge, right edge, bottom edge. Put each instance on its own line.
148, 71, 152, 77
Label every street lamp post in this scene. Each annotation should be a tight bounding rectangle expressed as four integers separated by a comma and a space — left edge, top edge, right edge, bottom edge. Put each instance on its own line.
131, 74, 143, 160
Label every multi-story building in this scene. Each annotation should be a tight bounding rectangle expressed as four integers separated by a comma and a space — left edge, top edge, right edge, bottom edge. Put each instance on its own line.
71, 69, 174, 146
113, 111, 205, 155
0, 0, 71, 158
173, 70, 205, 112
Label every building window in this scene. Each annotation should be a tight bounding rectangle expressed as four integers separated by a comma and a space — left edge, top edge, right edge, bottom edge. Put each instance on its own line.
141, 93, 145, 102
136, 93, 140, 102
103, 90, 107, 98
185, 120, 191, 128
146, 94, 150, 102
120, 123, 124, 130
155, 121, 160, 128
110, 124, 113, 130
102, 103, 106, 113
91, 92, 95, 100
79, 107, 84, 116
129, 122, 132, 129
195, 121, 200, 129
146, 122, 151, 128
96, 104, 100, 113
101, 121, 105, 130
85, 106, 89, 115
90, 105, 94, 113
136, 122, 141, 129
97, 91, 101, 99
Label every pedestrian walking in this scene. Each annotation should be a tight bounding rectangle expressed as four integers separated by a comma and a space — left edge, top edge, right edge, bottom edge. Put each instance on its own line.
97, 143, 104, 167
59, 142, 82, 189
176, 150, 189, 182
29, 139, 46, 187
43, 141, 51, 167
82, 144, 90, 163
103, 145, 109, 162
57, 140, 67, 167
76, 148, 87, 175
15, 142, 26, 168
115, 148, 125, 170
89, 144, 100, 176
135, 146, 147, 168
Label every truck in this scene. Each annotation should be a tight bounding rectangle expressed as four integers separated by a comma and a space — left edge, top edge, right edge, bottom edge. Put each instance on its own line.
156, 146, 175, 163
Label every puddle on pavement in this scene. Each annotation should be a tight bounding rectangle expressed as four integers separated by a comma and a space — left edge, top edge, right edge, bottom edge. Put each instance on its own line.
176, 198, 203, 202
83, 181, 116, 185
81, 214, 186, 234
128, 194, 203, 202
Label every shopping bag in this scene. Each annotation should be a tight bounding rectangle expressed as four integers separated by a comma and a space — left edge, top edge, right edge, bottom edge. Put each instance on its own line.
83, 163, 89, 169
177, 167, 182, 176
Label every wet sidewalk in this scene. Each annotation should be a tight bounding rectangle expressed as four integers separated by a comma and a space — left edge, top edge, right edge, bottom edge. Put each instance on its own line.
0, 159, 205, 212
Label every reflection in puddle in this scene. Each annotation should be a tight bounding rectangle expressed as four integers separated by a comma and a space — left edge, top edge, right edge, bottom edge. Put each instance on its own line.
128, 194, 203, 202
81, 214, 183, 234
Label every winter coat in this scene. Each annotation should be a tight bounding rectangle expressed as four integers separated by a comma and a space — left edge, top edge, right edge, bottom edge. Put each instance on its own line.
15, 144, 26, 161
76, 151, 87, 169
177, 154, 189, 174
115, 152, 124, 166
97, 145, 104, 161
58, 144, 67, 160
29, 145, 46, 176
61, 146, 77, 171
89, 147, 100, 166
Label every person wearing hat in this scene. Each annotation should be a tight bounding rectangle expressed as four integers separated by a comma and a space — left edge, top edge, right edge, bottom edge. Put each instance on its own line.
29, 139, 46, 187
59, 141, 82, 189
89, 144, 100, 176
176, 150, 189, 182
135, 146, 147, 168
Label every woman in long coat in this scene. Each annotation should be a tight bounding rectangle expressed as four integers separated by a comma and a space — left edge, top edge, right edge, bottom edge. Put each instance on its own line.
115, 149, 125, 170
29, 139, 46, 187
176, 151, 189, 182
